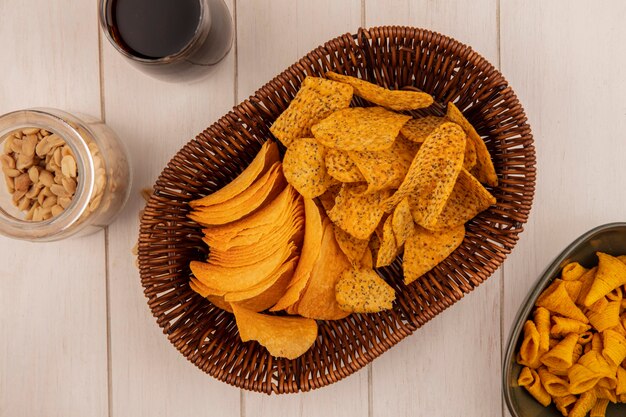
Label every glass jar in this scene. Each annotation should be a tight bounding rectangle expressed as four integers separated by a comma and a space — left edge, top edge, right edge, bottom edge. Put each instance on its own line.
0, 108, 131, 241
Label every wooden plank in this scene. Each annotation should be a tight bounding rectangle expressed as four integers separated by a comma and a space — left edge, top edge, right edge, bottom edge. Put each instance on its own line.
236, 1, 368, 415
365, 1, 503, 416
0, 1, 107, 417
101, 1, 240, 416
501, 1, 626, 414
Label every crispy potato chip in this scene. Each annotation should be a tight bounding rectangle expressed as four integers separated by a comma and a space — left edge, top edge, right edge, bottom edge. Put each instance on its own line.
224, 256, 299, 302
584, 252, 626, 306
349, 137, 416, 193
403, 225, 465, 284
296, 219, 352, 320
446, 102, 498, 186
189, 162, 286, 226
190, 141, 279, 207
427, 168, 496, 231
283, 137, 330, 198
333, 225, 370, 267
270, 77, 353, 147
325, 148, 364, 183
395, 134, 422, 166
326, 71, 433, 111
376, 215, 399, 268
205, 294, 233, 312
202, 187, 303, 251
271, 198, 324, 311
392, 198, 414, 247
190, 242, 297, 296
400, 116, 445, 143
312, 107, 410, 152
328, 183, 391, 240
384, 122, 466, 229
335, 268, 396, 313
231, 304, 318, 359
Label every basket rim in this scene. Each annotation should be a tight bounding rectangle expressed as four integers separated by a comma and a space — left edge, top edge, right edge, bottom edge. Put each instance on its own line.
137, 25, 536, 394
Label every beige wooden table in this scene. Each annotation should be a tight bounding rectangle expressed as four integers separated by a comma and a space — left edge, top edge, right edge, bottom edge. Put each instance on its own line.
2, 1, 626, 416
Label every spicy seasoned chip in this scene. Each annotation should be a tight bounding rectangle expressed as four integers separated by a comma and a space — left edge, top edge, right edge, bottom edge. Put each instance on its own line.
296, 219, 352, 320
391, 198, 414, 247
335, 268, 396, 313
271, 198, 324, 312
384, 122, 466, 229
427, 168, 496, 231
400, 116, 445, 143
446, 102, 498, 186
376, 215, 399, 268
283, 137, 330, 199
316, 183, 341, 213
325, 148, 364, 183
312, 107, 410, 152
326, 71, 433, 111
333, 225, 370, 267
231, 304, 318, 359
189, 162, 286, 226
190, 141, 280, 207
349, 137, 416, 193
403, 225, 465, 284
270, 77, 353, 147
328, 183, 391, 240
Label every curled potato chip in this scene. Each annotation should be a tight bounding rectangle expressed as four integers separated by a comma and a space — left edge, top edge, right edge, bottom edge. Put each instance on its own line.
231, 304, 318, 359
190, 242, 297, 296
270, 76, 353, 147
328, 184, 391, 240
376, 215, 399, 268
296, 219, 352, 320
446, 102, 498, 186
400, 116, 445, 143
427, 168, 496, 231
189, 162, 286, 226
403, 225, 465, 284
391, 198, 414, 247
384, 122, 466, 229
191, 141, 280, 207
325, 149, 364, 183
283, 138, 331, 199
584, 252, 626, 306
271, 198, 324, 312
224, 256, 299, 302
312, 107, 410, 152
333, 225, 370, 267
326, 71, 433, 111
335, 268, 395, 313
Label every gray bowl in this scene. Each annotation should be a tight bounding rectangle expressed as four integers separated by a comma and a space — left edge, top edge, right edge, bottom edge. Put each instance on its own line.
503, 222, 626, 417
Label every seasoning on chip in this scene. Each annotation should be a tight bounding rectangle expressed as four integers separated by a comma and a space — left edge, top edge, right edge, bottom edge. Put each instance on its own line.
391, 198, 414, 247
316, 183, 341, 213
190, 141, 279, 208
189, 162, 286, 226
326, 71, 433, 111
376, 215, 399, 268
384, 122, 466, 229
335, 268, 396, 313
270, 199, 324, 312
328, 183, 391, 240
333, 225, 370, 267
400, 116, 445, 143
325, 148, 364, 183
403, 225, 465, 284
231, 304, 318, 359
427, 168, 496, 231
446, 102, 498, 186
312, 107, 410, 152
283, 137, 331, 199
270, 77, 353, 148
296, 219, 352, 320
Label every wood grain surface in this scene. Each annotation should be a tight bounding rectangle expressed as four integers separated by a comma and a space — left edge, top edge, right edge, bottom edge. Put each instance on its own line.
2, 0, 623, 416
